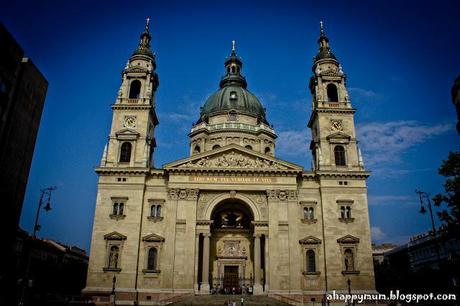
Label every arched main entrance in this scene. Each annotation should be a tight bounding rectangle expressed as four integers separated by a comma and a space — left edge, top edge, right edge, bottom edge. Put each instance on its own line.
210, 200, 254, 294
197, 196, 266, 295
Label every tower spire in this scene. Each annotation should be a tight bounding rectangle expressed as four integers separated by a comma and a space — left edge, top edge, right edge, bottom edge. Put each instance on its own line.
132, 17, 154, 59
145, 17, 150, 33
314, 20, 337, 63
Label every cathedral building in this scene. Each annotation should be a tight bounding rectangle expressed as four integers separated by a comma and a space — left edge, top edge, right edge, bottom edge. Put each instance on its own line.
84, 20, 375, 304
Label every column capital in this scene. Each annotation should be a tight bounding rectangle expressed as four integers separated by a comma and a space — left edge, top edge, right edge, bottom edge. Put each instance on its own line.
203, 232, 212, 238
254, 233, 262, 239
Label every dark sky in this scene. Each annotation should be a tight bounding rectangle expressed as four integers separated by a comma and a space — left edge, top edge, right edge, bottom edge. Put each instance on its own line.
2, 0, 459, 251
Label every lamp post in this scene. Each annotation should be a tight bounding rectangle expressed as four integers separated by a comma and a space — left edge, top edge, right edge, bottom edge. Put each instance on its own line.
415, 189, 442, 269
33, 186, 57, 238
19, 186, 57, 306
415, 190, 436, 235
347, 279, 353, 306
111, 275, 117, 305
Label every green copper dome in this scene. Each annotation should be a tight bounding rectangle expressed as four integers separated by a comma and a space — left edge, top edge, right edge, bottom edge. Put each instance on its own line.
131, 19, 154, 59
200, 85, 267, 122
199, 42, 268, 124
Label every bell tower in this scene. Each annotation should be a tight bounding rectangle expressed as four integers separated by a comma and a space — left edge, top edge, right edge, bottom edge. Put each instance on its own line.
101, 18, 159, 169
307, 22, 365, 172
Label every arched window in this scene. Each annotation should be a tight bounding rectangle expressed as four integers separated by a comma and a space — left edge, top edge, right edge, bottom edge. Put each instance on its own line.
340, 206, 346, 219
265, 147, 271, 154
327, 83, 338, 102
108, 245, 120, 269
245, 145, 253, 150
212, 144, 221, 150
306, 250, 316, 272
156, 205, 161, 217
150, 205, 156, 217
231, 66, 236, 74
112, 202, 124, 216
334, 145, 346, 166
193, 145, 201, 153
346, 206, 351, 219
147, 248, 157, 270
344, 248, 354, 271
119, 142, 132, 163
304, 207, 314, 220
129, 80, 141, 99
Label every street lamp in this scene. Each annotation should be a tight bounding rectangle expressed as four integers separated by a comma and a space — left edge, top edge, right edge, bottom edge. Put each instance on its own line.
415, 190, 436, 235
112, 275, 117, 305
19, 186, 57, 306
33, 186, 57, 238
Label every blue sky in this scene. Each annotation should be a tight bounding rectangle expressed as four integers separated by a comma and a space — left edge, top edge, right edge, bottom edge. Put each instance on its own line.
2, 0, 459, 251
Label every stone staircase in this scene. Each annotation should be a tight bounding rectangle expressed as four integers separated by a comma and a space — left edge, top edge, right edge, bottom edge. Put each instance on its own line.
169, 294, 292, 306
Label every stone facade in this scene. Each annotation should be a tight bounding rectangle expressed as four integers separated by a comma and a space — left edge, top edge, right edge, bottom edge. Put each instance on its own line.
84, 21, 375, 305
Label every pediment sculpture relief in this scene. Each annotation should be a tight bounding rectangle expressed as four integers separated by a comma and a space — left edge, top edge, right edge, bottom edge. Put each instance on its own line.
178, 151, 288, 170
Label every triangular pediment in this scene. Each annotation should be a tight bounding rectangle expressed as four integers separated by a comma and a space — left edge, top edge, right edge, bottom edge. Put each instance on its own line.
104, 231, 127, 241
320, 68, 342, 77
115, 128, 140, 140
125, 66, 148, 73
142, 233, 165, 242
326, 132, 351, 141
299, 236, 322, 245
116, 128, 140, 136
337, 235, 360, 244
164, 144, 303, 171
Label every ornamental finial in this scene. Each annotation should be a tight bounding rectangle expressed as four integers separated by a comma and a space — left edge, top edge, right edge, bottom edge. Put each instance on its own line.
145, 17, 150, 32
320, 20, 324, 35
232, 40, 236, 53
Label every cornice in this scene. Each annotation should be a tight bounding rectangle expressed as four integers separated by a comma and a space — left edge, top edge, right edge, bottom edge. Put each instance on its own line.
165, 167, 301, 176
111, 104, 153, 111
315, 170, 370, 179
95, 167, 150, 175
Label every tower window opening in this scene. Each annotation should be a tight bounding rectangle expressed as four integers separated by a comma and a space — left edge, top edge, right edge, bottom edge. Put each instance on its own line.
334, 145, 346, 166
265, 147, 271, 154
327, 83, 339, 102
231, 66, 236, 73
119, 142, 132, 163
129, 80, 142, 99
212, 144, 221, 150
193, 145, 201, 153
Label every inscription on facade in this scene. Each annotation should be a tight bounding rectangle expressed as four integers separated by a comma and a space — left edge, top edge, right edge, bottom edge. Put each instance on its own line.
190, 176, 277, 184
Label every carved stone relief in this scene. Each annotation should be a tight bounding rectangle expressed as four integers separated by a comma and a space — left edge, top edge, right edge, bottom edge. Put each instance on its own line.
266, 189, 298, 201
167, 188, 199, 200
177, 151, 288, 170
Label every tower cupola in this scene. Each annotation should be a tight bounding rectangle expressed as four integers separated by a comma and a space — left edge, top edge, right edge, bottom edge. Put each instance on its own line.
314, 21, 337, 63
219, 41, 248, 89
132, 18, 155, 59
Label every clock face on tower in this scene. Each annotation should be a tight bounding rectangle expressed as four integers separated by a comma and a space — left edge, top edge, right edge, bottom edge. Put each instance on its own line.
330, 119, 343, 131
124, 117, 136, 128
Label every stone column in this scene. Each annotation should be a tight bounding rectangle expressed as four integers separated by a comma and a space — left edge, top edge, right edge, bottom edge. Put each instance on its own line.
194, 233, 200, 293
253, 234, 263, 294
201, 233, 211, 293
264, 235, 270, 292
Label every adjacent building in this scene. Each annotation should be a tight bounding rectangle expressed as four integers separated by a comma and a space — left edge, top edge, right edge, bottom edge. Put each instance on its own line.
0, 22, 48, 306
84, 20, 375, 304
16, 229, 89, 305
